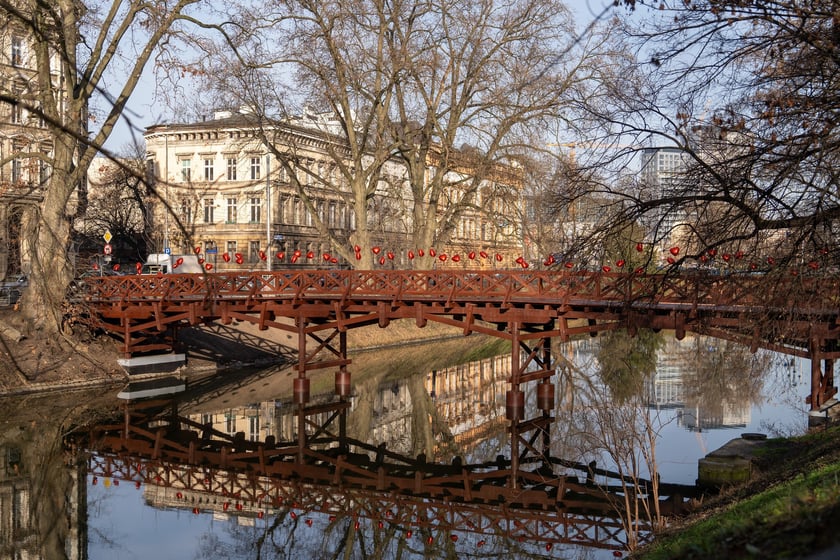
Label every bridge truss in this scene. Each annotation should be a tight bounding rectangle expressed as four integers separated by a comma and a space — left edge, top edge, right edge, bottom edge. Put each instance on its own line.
80, 269, 840, 411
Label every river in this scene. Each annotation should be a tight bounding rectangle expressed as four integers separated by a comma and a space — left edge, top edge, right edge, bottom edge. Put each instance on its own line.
0, 330, 808, 559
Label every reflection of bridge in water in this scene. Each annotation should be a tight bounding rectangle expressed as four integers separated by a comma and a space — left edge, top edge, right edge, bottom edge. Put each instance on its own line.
82, 269, 840, 416
72, 398, 697, 552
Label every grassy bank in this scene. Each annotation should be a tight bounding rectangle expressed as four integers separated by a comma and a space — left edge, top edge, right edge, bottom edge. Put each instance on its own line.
635, 425, 840, 559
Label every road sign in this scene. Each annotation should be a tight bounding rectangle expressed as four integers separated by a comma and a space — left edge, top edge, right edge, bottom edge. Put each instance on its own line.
103, 231, 112, 243
164, 247, 171, 254
103, 243, 112, 255
206, 248, 218, 254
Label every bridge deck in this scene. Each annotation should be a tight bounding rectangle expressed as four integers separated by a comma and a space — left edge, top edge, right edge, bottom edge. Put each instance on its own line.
79, 269, 840, 410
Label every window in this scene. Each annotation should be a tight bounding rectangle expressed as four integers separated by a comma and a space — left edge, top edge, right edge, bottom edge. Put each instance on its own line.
249, 197, 261, 223
225, 412, 235, 435
226, 157, 237, 180
248, 415, 260, 442
249, 241, 260, 263
11, 159, 22, 183
226, 198, 237, 223
181, 199, 192, 224
250, 156, 261, 180
181, 159, 191, 182
203, 198, 214, 223
11, 36, 22, 67
204, 158, 214, 181
10, 101, 22, 124
226, 240, 237, 254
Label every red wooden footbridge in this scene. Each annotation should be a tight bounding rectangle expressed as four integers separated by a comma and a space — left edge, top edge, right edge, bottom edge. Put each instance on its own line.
80, 269, 840, 414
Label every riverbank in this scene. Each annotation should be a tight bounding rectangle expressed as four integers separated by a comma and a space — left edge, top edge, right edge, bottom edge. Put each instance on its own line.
0, 306, 473, 395
634, 424, 840, 560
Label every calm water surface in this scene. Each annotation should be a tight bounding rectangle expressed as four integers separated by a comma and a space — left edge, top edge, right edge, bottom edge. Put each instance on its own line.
1, 332, 809, 559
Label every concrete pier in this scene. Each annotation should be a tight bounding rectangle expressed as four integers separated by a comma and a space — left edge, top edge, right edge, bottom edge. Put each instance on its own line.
697, 433, 768, 489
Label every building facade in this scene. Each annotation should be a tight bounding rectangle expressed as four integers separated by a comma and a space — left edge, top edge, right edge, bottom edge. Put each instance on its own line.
0, 11, 60, 281
143, 108, 523, 271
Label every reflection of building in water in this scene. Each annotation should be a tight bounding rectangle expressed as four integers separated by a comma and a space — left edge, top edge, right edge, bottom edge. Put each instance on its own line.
645, 335, 752, 431
0, 446, 32, 557
425, 354, 511, 451
0, 445, 85, 559
186, 353, 512, 459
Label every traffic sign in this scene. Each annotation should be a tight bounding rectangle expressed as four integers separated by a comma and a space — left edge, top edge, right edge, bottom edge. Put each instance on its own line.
103, 231, 112, 243
103, 243, 112, 255
164, 247, 171, 254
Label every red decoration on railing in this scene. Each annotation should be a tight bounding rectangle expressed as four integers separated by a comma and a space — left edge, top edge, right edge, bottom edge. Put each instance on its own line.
323, 253, 331, 261
669, 246, 680, 256
636, 242, 643, 252
700, 254, 708, 263
223, 252, 231, 262
198, 258, 205, 265
354, 245, 361, 253
722, 254, 731, 262
602, 265, 611, 272
372, 246, 381, 255
635, 266, 645, 274
330, 257, 338, 264
112, 263, 120, 271
276, 252, 285, 260
708, 248, 717, 257
451, 254, 460, 262
387, 251, 395, 260
616, 259, 625, 267
175, 257, 184, 268
468, 251, 476, 260
293, 250, 301, 258
809, 261, 820, 270
750, 262, 758, 270
355, 252, 362, 260
259, 250, 267, 260
418, 249, 425, 257
306, 251, 314, 259
767, 256, 776, 265
479, 250, 488, 259
515, 256, 524, 264
408, 250, 415, 260
564, 262, 574, 269
495, 253, 503, 261
735, 250, 744, 259
194, 246, 201, 254
291, 254, 299, 263
135, 262, 142, 274
93, 263, 99, 270
429, 248, 436, 257
205, 263, 213, 270
667, 257, 675, 264
439, 254, 448, 261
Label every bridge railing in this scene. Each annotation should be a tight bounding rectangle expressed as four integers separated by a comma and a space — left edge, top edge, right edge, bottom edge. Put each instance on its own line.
79, 269, 839, 313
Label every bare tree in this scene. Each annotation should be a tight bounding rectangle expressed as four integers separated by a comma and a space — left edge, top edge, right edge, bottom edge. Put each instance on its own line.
198, 0, 619, 268
75, 152, 151, 268
568, 1, 840, 272
0, 0, 227, 340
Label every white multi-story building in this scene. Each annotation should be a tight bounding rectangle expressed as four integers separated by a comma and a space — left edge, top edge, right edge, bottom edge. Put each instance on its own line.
639, 147, 690, 245
143, 107, 523, 271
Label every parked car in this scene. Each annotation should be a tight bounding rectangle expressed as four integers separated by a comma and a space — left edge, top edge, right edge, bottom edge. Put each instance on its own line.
0, 275, 27, 306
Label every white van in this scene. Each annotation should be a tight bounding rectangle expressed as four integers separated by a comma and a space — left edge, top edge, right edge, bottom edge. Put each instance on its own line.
141, 254, 204, 274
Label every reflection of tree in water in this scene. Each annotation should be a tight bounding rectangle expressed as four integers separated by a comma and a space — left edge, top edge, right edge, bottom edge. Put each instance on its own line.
0, 390, 118, 559
674, 336, 769, 427
597, 329, 664, 405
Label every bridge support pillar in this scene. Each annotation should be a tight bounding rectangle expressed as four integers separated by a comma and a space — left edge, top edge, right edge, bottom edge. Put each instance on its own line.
806, 339, 837, 413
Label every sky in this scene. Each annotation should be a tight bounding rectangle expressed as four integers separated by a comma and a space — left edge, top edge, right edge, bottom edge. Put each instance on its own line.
102, 0, 622, 154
